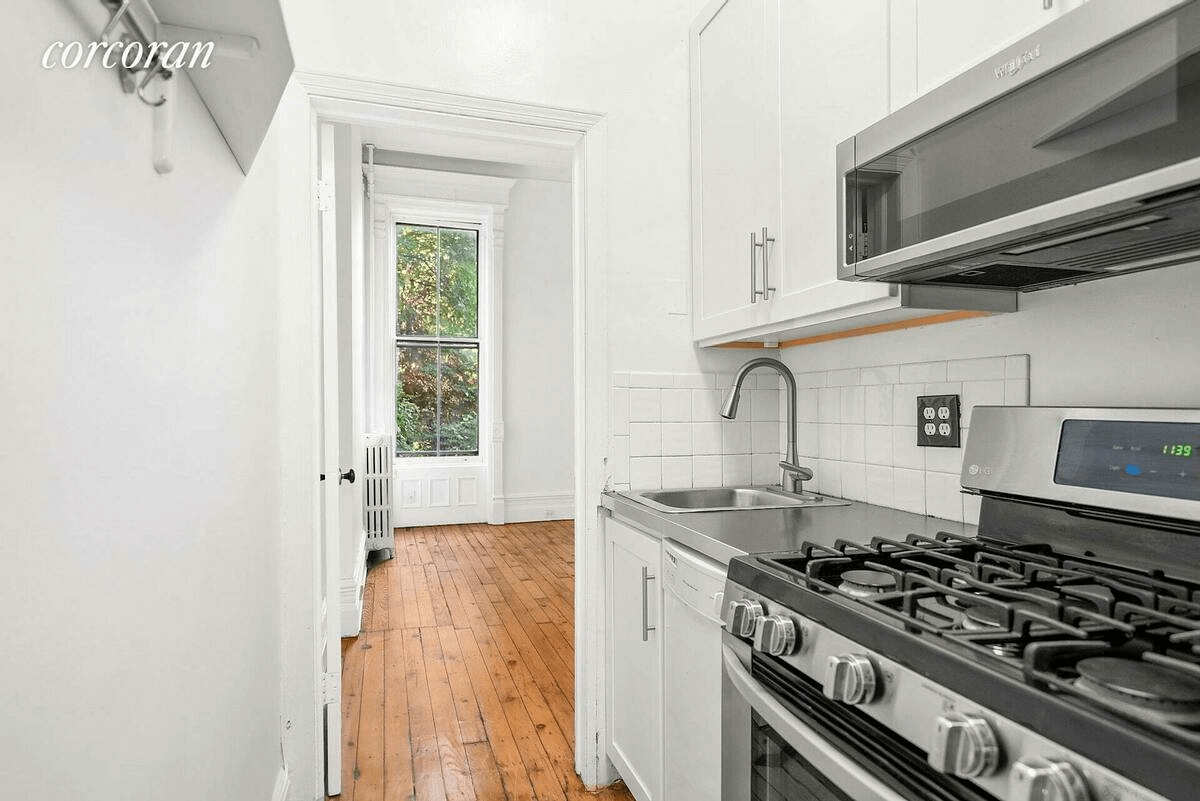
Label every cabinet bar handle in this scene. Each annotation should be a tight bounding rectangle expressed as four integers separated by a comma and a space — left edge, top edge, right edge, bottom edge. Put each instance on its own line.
750, 230, 759, 303
641, 566, 656, 641
762, 226, 776, 300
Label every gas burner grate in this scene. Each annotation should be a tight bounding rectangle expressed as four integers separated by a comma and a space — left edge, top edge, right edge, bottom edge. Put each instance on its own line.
762, 532, 1200, 667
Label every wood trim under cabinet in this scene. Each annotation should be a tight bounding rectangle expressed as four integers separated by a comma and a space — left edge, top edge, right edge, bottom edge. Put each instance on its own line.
712, 310, 993, 350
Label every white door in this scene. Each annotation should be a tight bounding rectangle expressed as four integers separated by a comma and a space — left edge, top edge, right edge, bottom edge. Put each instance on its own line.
691, 0, 773, 342
318, 122, 344, 797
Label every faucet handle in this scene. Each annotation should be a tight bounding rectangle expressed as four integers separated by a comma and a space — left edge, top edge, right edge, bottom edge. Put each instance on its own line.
779, 460, 814, 481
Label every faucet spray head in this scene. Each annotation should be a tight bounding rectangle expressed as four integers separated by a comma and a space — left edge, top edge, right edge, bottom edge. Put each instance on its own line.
720, 388, 739, 419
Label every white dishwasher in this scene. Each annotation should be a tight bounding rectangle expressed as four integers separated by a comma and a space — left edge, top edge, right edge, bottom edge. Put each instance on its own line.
661, 539, 726, 801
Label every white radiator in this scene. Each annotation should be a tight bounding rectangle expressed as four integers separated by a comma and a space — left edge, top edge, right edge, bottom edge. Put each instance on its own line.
363, 434, 394, 554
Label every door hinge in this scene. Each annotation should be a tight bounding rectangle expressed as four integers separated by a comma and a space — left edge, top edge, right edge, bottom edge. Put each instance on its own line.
316, 179, 333, 213
321, 671, 341, 704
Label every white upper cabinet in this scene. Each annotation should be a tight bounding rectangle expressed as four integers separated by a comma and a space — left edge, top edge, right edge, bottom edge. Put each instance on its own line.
689, 0, 1021, 347
890, 0, 1089, 108
691, 0, 775, 340
768, 0, 896, 324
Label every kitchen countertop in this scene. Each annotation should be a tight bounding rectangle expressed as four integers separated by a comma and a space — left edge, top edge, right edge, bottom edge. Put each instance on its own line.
602, 490, 976, 566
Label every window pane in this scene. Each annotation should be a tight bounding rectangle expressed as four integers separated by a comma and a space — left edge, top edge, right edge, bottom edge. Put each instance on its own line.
437, 227, 478, 338
396, 225, 438, 337
395, 345, 438, 454
438, 346, 479, 454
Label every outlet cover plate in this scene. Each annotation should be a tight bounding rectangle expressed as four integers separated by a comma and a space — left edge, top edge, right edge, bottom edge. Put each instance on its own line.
917, 394, 961, 447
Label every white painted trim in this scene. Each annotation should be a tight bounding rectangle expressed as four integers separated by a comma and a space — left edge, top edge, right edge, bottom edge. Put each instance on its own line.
340, 527, 368, 637
293, 71, 599, 138
381, 187, 506, 528
271, 765, 290, 801
502, 492, 575, 523
290, 71, 611, 789
276, 81, 324, 801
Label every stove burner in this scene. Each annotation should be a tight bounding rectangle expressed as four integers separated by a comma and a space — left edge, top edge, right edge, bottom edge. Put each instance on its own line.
839, 569, 897, 598
1076, 657, 1200, 707
960, 603, 1003, 631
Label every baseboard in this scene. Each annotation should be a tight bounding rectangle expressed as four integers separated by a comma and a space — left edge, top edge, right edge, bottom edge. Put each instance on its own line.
340, 528, 367, 637
502, 492, 574, 523
271, 765, 290, 801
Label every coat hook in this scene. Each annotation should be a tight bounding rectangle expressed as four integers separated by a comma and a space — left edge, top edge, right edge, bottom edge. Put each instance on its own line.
100, 0, 133, 42
136, 63, 172, 107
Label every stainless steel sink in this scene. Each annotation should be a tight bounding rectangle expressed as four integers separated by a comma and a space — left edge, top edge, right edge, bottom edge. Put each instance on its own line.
623, 485, 849, 513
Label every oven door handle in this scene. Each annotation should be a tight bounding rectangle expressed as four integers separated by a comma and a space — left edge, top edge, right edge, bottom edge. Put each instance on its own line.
722, 646, 910, 801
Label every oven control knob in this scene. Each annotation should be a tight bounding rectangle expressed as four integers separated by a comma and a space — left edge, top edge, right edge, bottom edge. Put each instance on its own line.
752, 614, 799, 656
928, 713, 1000, 778
1011, 757, 1090, 801
823, 654, 879, 705
723, 599, 764, 638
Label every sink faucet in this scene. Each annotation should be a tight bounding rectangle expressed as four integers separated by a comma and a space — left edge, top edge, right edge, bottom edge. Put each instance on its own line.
720, 357, 814, 493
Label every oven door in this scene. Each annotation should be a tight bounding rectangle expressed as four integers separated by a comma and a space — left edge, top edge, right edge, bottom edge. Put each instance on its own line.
721, 646, 992, 801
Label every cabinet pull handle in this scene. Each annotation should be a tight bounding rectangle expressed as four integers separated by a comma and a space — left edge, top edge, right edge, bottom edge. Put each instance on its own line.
641, 566, 656, 641
750, 230, 760, 303
762, 226, 776, 300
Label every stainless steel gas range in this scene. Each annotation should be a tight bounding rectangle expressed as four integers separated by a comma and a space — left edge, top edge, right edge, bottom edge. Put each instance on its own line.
720, 406, 1200, 801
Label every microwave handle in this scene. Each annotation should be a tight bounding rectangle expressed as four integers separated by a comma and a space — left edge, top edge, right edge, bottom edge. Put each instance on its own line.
721, 646, 910, 801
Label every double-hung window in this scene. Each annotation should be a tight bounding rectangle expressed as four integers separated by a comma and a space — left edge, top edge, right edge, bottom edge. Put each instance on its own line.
394, 223, 480, 458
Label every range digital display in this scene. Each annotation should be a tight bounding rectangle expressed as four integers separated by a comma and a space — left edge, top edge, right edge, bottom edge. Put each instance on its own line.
1055, 420, 1200, 501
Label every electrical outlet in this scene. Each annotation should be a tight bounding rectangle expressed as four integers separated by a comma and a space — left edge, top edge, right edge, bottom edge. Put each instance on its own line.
917, 394, 961, 447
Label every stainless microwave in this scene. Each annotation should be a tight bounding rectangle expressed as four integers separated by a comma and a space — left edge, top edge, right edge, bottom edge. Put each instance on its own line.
838, 0, 1200, 291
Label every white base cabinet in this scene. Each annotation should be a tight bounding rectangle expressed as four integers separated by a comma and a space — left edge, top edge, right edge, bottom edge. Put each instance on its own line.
605, 517, 663, 801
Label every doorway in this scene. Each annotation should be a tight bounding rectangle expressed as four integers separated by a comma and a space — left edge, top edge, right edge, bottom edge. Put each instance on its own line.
280, 73, 615, 798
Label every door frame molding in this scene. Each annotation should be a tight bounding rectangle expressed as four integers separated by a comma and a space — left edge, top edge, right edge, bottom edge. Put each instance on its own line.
280, 71, 614, 796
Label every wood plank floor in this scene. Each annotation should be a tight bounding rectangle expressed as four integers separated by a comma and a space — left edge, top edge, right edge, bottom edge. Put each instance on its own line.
333, 521, 634, 801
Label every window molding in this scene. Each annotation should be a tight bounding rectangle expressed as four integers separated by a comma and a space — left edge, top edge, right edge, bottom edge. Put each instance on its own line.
370, 167, 515, 522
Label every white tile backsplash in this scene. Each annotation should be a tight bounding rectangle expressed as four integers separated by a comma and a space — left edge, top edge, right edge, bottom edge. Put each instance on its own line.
661, 456, 692, 489
629, 388, 661, 421
692, 422, 723, 455
610, 360, 1029, 520
722, 454, 752, 485
947, 356, 1006, 382
864, 384, 893, 425
660, 388, 692, 421
785, 355, 1028, 523
614, 371, 785, 491
840, 386, 866, 424
629, 457, 661, 489
692, 455, 723, 486
840, 424, 866, 463
926, 472, 964, 522
797, 388, 820, 422
865, 465, 894, 508
864, 425, 892, 466
900, 361, 948, 383
752, 421, 779, 453
661, 422, 692, 457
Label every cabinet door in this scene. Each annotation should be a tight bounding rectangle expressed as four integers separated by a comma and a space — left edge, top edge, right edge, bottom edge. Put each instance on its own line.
768, 0, 896, 325
691, 0, 773, 341
891, 0, 1089, 108
605, 518, 662, 801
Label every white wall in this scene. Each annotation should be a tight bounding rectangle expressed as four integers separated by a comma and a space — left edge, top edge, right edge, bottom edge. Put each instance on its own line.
0, 2, 287, 798
502, 178, 574, 514
280, 0, 748, 377
780, 264, 1200, 407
